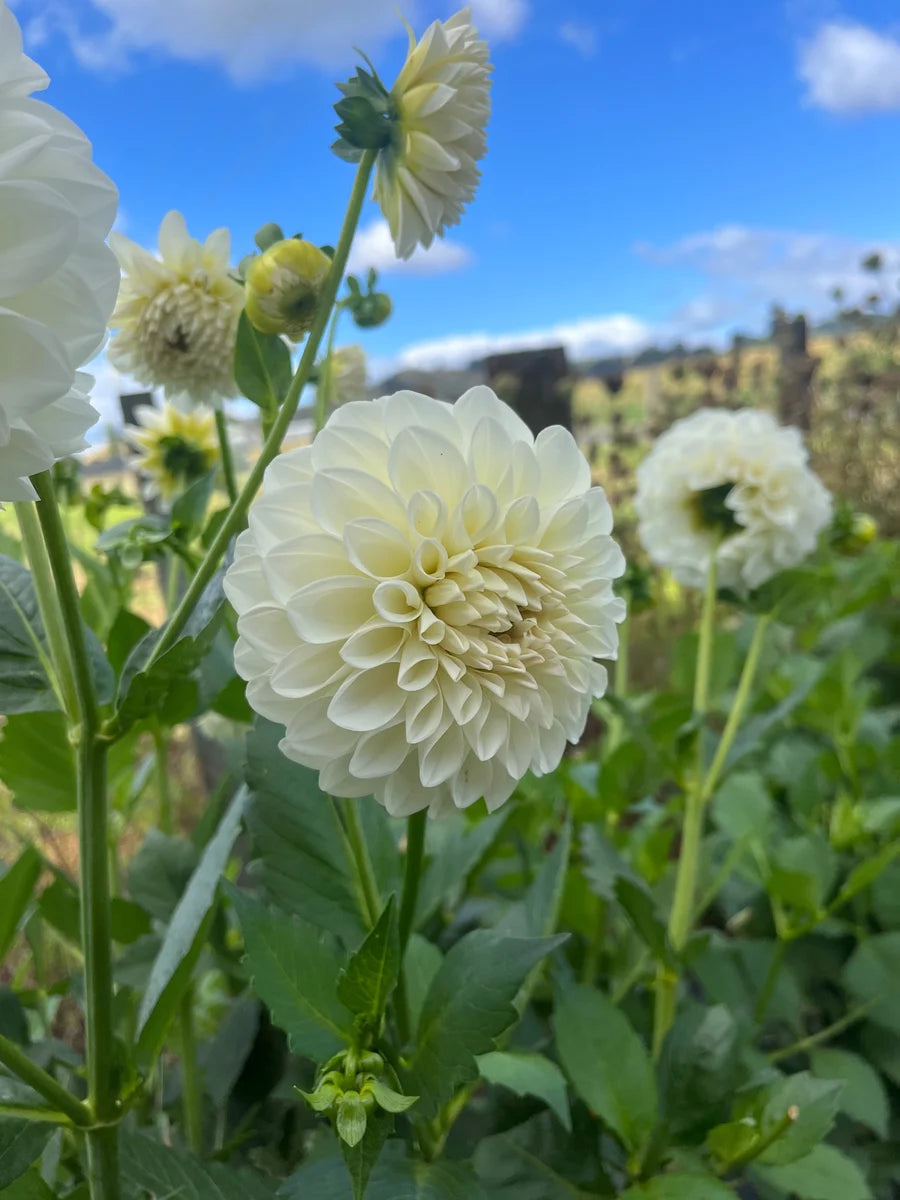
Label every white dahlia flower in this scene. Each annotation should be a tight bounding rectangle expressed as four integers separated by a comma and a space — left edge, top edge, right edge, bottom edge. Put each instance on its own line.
322, 344, 367, 408
635, 407, 832, 591
0, 1, 118, 500
225, 387, 625, 818
373, 8, 491, 259
108, 211, 243, 405
130, 401, 219, 502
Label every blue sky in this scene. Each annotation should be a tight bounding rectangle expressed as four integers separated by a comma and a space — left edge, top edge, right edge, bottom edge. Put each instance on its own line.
12, 0, 900, 406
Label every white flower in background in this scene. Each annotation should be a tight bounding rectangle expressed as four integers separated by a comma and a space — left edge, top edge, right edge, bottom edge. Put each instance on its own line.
0, 0, 118, 500
129, 401, 219, 502
374, 9, 491, 259
635, 407, 832, 591
323, 344, 367, 408
225, 387, 625, 818
108, 211, 243, 405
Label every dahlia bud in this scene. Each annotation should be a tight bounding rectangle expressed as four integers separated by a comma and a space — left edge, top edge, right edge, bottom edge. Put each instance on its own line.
245, 239, 332, 341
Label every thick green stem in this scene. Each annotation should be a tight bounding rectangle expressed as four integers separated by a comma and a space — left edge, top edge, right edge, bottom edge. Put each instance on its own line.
398, 811, 427, 954
14, 500, 79, 717
141, 152, 375, 675
32, 473, 118, 1198
179, 991, 203, 1155
0, 1033, 92, 1127
616, 612, 630, 699
214, 408, 238, 504
151, 719, 174, 835
340, 799, 382, 928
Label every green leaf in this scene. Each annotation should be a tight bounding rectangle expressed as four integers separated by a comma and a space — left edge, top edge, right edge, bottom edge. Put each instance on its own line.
105, 609, 152, 675
229, 888, 352, 1061
619, 1174, 736, 1199
244, 718, 394, 943
752, 1143, 873, 1200
614, 876, 676, 969
844, 932, 900, 1032
135, 787, 247, 1065
580, 824, 643, 900
706, 1119, 760, 1165
474, 1117, 593, 1198
0, 712, 76, 813
336, 1091, 368, 1147
0, 1166, 55, 1199
497, 821, 571, 940
37, 872, 151, 946
198, 997, 260, 1109
283, 1145, 488, 1199
406, 931, 566, 1119
417, 811, 507, 924
234, 310, 292, 410
171, 470, 217, 537
834, 840, 900, 909
477, 1051, 571, 1131
758, 1071, 843, 1165
0, 1119, 52, 1189
337, 895, 399, 1030
128, 831, 198, 922
340, 1110, 392, 1200
811, 1048, 889, 1138
114, 570, 225, 732
552, 983, 657, 1154
658, 1004, 744, 1141
0, 847, 41, 961
712, 771, 773, 843
368, 1080, 417, 1113
403, 935, 442, 1035
119, 1130, 275, 1199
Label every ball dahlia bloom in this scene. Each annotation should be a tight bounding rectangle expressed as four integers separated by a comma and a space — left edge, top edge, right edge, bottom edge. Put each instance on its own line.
130, 400, 219, 502
635, 407, 832, 591
225, 388, 625, 818
108, 211, 243, 405
0, 1, 118, 500
373, 8, 491, 260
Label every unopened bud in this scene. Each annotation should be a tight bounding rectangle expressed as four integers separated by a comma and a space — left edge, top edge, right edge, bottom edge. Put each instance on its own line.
245, 239, 331, 340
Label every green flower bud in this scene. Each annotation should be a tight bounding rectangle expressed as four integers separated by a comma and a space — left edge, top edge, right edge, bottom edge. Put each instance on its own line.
358, 1052, 385, 1076
245, 239, 331, 341
351, 291, 392, 329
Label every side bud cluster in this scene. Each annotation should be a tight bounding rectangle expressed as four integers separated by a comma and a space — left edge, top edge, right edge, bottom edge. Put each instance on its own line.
345, 269, 392, 329
299, 1049, 417, 1148
244, 237, 332, 341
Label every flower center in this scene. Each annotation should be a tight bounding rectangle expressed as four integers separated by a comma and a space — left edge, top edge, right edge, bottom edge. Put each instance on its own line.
159, 435, 209, 483
692, 482, 741, 538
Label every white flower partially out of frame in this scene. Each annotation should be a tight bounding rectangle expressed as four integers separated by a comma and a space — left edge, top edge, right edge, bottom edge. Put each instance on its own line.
374, 8, 491, 259
0, 0, 119, 500
225, 387, 626, 818
635, 407, 833, 591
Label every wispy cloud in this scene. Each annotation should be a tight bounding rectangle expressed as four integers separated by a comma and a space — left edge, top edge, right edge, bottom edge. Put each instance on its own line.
799, 21, 900, 114
558, 21, 597, 58
346, 220, 473, 278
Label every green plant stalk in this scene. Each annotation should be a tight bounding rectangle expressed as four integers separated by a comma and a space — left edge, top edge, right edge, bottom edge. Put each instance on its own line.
653, 553, 718, 1056
337, 798, 382, 928
32, 472, 118, 1199
141, 150, 376, 675
767, 999, 875, 1064
214, 408, 239, 504
179, 990, 203, 1155
754, 939, 788, 1024
394, 810, 428, 1046
716, 1108, 798, 1175
0, 1033, 92, 1127
13, 499, 79, 717
616, 611, 630, 699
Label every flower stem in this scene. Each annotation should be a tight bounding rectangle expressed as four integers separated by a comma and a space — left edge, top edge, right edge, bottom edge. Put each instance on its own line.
214, 408, 238, 504
151, 719, 174, 835
399, 811, 427, 954
142, 151, 376, 673
14, 499, 79, 718
31, 472, 118, 1199
0, 1033, 92, 1128
341, 799, 382, 928
767, 999, 875, 1064
179, 990, 203, 1155
653, 553, 718, 1056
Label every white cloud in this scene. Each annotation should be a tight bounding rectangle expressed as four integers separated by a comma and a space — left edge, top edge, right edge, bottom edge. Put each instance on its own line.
638, 224, 900, 312
22, 0, 526, 81
799, 22, 900, 114
389, 312, 652, 372
346, 220, 473, 277
558, 21, 597, 58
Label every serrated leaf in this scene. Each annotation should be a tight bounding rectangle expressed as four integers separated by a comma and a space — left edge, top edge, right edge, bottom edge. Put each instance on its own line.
234, 310, 292, 410
0, 712, 75, 813
406, 931, 566, 1119
477, 1051, 571, 1131
229, 888, 352, 1061
0, 1119, 53, 1189
614, 876, 676, 969
474, 1116, 594, 1198
337, 895, 399, 1030
0, 847, 41, 961
119, 1130, 275, 1199
658, 1004, 744, 1141
417, 811, 507, 925
843, 932, 900, 1032
497, 821, 571, 940
403, 935, 442, 1034
553, 983, 657, 1154
758, 1071, 843, 1165
752, 1143, 872, 1200
620, 1174, 736, 1199
135, 787, 247, 1065
282, 1144, 488, 1199
340, 1110, 392, 1200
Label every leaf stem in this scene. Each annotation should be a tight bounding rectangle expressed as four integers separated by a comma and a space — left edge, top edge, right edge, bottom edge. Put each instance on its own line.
398, 811, 427, 955
767, 1000, 875, 1064
340, 798, 382, 928
0, 1033, 92, 1128
151, 718, 174, 835
179, 989, 204, 1155
142, 150, 376, 673
214, 408, 238, 504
